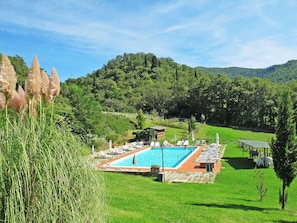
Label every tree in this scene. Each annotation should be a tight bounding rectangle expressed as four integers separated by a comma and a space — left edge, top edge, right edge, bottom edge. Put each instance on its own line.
254, 169, 267, 201
151, 55, 158, 69
144, 55, 148, 68
270, 90, 297, 209
134, 128, 156, 142
188, 115, 196, 134
136, 109, 145, 130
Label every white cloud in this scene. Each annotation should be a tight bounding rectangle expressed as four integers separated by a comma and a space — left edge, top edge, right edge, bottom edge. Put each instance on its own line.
1, 0, 297, 75
223, 39, 297, 68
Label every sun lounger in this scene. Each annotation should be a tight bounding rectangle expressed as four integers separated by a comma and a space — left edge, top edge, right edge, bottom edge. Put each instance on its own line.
123, 145, 134, 151
176, 141, 183, 146
110, 148, 125, 155
163, 140, 169, 147
154, 141, 160, 147
132, 142, 143, 149
98, 151, 113, 159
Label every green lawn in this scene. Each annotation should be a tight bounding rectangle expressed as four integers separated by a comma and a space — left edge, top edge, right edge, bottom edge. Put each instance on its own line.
102, 125, 297, 223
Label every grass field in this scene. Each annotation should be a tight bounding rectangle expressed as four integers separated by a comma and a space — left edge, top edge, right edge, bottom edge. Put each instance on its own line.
102, 125, 297, 223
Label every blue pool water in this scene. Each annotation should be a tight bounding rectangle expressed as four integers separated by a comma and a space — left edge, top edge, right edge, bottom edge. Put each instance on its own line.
109, 147, 196, 168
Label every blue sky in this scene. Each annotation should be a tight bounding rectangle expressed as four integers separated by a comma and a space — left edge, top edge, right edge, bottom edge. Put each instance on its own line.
1, 0, 297, 82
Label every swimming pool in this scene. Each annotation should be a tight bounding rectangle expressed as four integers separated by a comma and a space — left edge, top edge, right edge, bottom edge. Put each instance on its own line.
109, 147, 196, 168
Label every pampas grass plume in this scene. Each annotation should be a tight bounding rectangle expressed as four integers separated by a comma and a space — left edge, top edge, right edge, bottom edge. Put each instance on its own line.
49, 67, 60, 102
41, 69, 50, 102
0, 92, 6, 110
0, 54, 17, 99
25, 56, 41, 100
9, 85, 27, 113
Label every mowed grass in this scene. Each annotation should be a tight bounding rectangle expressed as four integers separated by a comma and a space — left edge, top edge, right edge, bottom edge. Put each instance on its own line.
103, 125, 297, 223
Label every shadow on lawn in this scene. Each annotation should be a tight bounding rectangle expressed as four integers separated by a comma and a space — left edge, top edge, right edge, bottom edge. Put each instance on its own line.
274, 221, 297, 223
187, 202, 279, 212
223, 157, 256, 170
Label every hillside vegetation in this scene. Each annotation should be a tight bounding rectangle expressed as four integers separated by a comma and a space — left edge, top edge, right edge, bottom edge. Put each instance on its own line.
197, 59, 297, 82
64, 53, 297, 131
4, 52, 297, 147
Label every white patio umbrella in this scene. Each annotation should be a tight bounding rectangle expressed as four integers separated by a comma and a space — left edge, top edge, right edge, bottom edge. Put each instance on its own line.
109, 139, 112, 150
91, 144, 94, 155
216, 133, 220, 145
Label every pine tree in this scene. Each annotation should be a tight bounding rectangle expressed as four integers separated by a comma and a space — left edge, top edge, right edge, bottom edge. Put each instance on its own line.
188, 115, 196, 134
194, 69, 198, 79
270, 90, 297, 209
151, 55, 158, 69
144, 55, 148, 68
136, 108, 145, 130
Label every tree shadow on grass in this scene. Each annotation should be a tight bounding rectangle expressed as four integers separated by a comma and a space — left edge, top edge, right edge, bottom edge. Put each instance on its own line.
223, 157, 256, 170
187, 202, 279, 212
234, 198, 256, 202
274, 221, 297, 223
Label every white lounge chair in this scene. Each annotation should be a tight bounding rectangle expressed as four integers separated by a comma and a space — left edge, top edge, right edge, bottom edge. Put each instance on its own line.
163, 140, 169, 147
184, 140, 189, 146
132, 142, 142, 149
150, 141, 155, 147
154, 141, 160, 147
136, 141, 143, 149
123, 145, 133, 151
110, 148, 125, 155
98, 151, 112, 159
176, 141, 182, 146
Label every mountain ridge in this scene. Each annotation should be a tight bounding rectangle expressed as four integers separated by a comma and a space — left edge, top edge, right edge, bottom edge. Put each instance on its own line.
195, 59, 297, 82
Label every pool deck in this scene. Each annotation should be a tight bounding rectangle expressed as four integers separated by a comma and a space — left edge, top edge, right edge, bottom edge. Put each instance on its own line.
94, 144, 225, 184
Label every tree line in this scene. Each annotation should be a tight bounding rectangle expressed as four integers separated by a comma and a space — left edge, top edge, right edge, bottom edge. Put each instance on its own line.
65, 52, 297, 133
5, 52, 297, 140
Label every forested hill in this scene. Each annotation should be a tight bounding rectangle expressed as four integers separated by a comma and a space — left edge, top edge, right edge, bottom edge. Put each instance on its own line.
64, 52, 297, 128
3, 52, 297, 142
196, 59, 297, 82
5, 53, 297, 85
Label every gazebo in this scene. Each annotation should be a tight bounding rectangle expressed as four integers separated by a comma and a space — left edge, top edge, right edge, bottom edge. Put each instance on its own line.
238, 139, 270, 159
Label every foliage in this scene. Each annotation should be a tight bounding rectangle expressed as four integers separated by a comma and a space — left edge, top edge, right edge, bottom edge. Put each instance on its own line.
188, 115, 196, 133
270, 90, 297, 209
0, 55, 106, 222
6, 52, 297, 143
196, 59, 297, 83
151, 118, 188, 130
8, 55, 29, 87
0, 116, 106, 222
200, 113, 206, 123
59, 83, 135, 143
150, 164, 160, 168
254, 169, 268, 201
65, 52, 288, 131
136, 108, 145, 129
134, 128, 157, 142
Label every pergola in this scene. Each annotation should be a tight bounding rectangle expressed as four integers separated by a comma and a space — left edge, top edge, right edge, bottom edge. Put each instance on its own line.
238, 139, 270, 158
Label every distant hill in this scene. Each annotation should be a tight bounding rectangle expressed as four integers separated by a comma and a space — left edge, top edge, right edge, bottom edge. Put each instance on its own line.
4, 52, 297, 138
3, 52, 297, 83
196, 60, 297, 82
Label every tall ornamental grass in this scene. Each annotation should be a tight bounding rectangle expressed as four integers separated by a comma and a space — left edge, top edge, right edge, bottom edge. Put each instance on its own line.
0, 54, 106, 222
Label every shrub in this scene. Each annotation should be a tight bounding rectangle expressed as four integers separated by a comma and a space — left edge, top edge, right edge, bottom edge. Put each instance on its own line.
0, 116, 106, 222
0, 55, 106, 222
